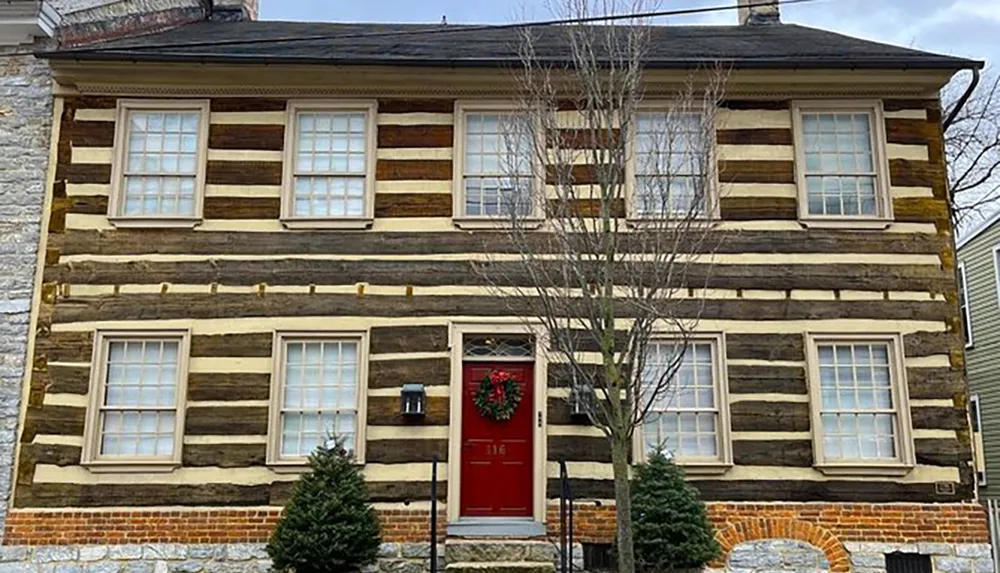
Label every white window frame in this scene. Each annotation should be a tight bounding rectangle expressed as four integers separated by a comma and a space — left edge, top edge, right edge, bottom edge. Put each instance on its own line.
805, 332, 915, 476
267, 330, 370, 469
452, 101, 545, 230
633, 333, 732, 475
81, 329, 191, 472
280, 100, 378, 230
960, 261, 974, 348
792, 100, 893, 229
108, 99, 210, 228
625, 102, 720, 222
992, 245, 1000, 312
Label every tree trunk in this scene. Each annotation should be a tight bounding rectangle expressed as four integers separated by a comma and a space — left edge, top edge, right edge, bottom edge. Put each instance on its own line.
610, 433, 635, 573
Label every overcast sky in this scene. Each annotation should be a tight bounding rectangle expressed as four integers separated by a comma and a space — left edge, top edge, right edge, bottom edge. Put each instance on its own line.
258, 0, 997, 71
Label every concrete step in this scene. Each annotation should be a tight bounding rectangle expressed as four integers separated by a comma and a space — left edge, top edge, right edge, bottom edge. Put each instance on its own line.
445, 540, 558, 564
445, 562, 557, 573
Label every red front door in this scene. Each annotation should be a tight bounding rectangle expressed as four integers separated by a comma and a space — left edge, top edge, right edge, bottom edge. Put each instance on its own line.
460, 361, 534, 517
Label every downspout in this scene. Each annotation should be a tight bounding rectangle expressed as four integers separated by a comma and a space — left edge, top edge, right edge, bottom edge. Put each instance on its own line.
944, 67, 980, 131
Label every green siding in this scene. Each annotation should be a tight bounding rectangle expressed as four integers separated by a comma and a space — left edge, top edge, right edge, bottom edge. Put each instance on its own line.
959, 223, 1000, 498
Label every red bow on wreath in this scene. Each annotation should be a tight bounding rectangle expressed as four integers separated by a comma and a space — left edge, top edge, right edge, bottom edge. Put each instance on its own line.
474, 369, 523, 421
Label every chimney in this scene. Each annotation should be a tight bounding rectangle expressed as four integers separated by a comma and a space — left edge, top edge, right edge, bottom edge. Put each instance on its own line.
738, 0, 780, 25
210, 0, 259, 21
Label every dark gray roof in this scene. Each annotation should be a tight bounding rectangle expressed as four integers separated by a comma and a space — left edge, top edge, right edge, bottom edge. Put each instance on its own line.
39, 20, 983, 70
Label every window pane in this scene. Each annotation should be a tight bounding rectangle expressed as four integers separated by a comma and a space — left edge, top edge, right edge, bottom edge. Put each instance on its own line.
816, 341, 897, 461
643, 341, 718, 460
121, 110, 200, 217
292, 111, 368, 218
635, 112, 707, 217
280, 339, 360, 458
463, 112, 534, 217
801, 111, 878, 217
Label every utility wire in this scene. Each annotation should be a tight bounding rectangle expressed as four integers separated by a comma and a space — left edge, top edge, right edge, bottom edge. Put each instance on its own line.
1, 0, 820, 59
55, 0, 821, 54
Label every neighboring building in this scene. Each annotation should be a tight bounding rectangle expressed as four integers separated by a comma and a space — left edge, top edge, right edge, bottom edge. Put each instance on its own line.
1, 1, 989, 572
957, 212, 1000, 500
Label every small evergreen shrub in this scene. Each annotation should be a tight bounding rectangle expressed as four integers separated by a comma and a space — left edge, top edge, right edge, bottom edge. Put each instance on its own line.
267, 441, 381, 573
632, 450, 720, 571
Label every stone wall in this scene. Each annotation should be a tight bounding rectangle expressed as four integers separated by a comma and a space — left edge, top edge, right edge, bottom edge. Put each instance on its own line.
845, 542, 994, 573
726, 539, 830, 572
0, 41, 53, 541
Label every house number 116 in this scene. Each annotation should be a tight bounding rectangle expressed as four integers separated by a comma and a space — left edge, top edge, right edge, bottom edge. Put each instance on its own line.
486, 444, 507, 456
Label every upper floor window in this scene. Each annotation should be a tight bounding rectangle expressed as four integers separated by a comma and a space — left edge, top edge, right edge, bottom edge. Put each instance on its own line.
281, 101, 377, 229
792, 101, 892, 226
970, 394, 987, 486
267, 332, 369, 466
638, 335, 731, 474
629, 109, 716, 219
959, 262, 973, 348
806, 334, 914, 475
453, 102, 540, 228
82, 330, 191, 471
109, 100, 209, 227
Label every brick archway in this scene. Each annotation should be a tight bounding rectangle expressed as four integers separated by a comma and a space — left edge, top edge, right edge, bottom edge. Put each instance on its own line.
712, 518, 850, 572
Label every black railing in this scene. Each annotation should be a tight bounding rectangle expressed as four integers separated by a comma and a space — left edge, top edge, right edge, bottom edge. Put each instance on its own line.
558, 459, 574, 573
431, 455, 439, 573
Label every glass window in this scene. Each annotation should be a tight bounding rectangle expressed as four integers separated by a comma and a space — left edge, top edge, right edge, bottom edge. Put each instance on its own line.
120, 110, 202, 217
462, 111, 534, 217
97, 338, 182, 460
634, 112, 708, 217
642, 341, 721, 459
959, 263, 973, 347
277, 338, 360, 459
816, 341, 898, 461
800, 111, 879, 217
291, 111, 369, 218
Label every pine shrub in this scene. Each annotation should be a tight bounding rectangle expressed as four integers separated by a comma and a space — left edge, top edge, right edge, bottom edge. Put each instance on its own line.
632, 450, 720, 572
267, 442, 381, 573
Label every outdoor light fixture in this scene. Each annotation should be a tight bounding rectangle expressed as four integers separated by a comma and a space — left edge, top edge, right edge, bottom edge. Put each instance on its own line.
569, 385, 595, 423
401, 383, 426, 416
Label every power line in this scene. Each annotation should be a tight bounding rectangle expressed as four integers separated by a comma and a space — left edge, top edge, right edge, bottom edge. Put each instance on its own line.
2, 0, 819, 59
56, 0, 821, 54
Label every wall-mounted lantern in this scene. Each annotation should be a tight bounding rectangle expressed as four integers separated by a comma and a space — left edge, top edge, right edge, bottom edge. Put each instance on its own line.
569, 385, 595, 424
401, 383, 426, 417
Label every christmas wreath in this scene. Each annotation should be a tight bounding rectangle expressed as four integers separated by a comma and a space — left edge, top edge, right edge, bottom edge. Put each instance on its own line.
473, 369, 523, 421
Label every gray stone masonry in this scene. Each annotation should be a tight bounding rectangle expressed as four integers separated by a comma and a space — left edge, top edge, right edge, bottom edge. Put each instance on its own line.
726, 539, 830, 573
845, 542, 994, 573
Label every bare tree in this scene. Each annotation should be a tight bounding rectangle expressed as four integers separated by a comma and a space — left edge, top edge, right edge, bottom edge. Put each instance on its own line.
468, 4, 727, 573
946, 68, 999, 235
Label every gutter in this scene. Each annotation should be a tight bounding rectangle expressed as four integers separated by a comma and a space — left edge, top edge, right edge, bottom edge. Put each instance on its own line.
944, 67, 980, 131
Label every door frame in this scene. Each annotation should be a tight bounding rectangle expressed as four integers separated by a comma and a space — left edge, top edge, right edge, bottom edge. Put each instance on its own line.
447, 321, 549, 524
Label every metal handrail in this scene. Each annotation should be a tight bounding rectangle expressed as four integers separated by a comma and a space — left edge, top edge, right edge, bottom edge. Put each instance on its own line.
559, 459, 574, 573
431, 455, 439, 573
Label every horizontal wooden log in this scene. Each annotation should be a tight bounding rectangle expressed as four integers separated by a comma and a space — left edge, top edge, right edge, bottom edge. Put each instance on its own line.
548, 436, 615, 463
54, 229, 949, 257
270, 479, 446, 505
14, 483, 274, 508
210, 98, 287, 113
185, 406, 268, 435
731, 440, 812, 467
914, 438, 972, 467
182, 443, 266, 468
206, 161, 282, 186
726, 333, 804, 362
32, 365, 91, 396
911, 406, 967, 431
20, 443, 81, 468
378, 125, 453, 148
545, 164, 623, 186
376, 159, 451, 181
370, 325, 449, 355
367, 396, 449, 426
66, 195, 108, 216
378, 99, 455, 114
58, 164, 111, 185
547, 363, 604, 388
718, 160, 795, 184
551, 129, 620, 149
719, 100, 790, 111
890, 159, 939, 188
374, 193, 452, 218
203, 197, 281, 219
720, 197, 797, 220
35, 331, 93, 363
549, 198, 626, 218
903, 331, 959, 358
65, 120, 114, 147
20, 405, 85, 442
187, 372, 271, 402
555, 478, 970, 504
369, 358, 450, 390
50, 294, 952, 325
730, 401, 810, 432
907, 368, 965, 400
366, 439, 448, 464
65, 96, 118, 110
45, 259, 951, 294
728, 365, 806, 395
885, 118, 936, 146
548, 398, 590, 427
208, 124, 284, 151
189, 333, 273, 358
883, 100, 938, 113
716, 128, 792, 146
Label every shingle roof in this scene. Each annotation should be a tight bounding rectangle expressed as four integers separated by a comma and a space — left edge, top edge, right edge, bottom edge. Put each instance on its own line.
38, 20, 983, 70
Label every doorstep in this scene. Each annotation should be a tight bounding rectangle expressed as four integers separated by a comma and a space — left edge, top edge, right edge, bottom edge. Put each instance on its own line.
446, 518, 547, 538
